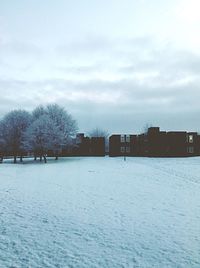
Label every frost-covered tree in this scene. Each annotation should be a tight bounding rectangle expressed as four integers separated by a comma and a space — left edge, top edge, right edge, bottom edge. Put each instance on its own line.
46, 104, 77, 139
1, 110, 31, 163
24, 115, 56, 163
32, 105, 46, 121
24, 104, 78, 162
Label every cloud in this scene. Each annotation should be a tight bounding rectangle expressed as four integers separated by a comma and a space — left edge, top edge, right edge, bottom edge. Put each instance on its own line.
0, 39, 43, 61
0, 34, 200, 132
0, 69, 199, 133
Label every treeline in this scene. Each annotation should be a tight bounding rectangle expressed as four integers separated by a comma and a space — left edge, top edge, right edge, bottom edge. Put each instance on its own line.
0, 104, 78, 163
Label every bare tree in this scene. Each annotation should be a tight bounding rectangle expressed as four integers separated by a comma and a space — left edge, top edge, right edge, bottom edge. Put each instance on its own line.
143, 123, 153, 134
88, 127, 109, 138
88, 127, 109, 153
1, 110, 31, 163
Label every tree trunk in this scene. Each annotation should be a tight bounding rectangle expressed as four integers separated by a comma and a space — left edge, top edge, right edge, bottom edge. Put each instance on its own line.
34, 155, 37, 161
0, 156, 3, 163
40, 156, 42, 162
43, 155, 47, 163
55, 155, 58, 160
20, 156, 23, 162
14, 155, 17, 163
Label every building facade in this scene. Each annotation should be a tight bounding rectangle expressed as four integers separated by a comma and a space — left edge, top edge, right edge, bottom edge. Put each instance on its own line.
62, 133, 105, 157
109, 127, 200, 157
109, 134, 138, 156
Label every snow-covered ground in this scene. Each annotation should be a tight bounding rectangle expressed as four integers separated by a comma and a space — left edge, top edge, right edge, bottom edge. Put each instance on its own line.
0, 157, 200, 268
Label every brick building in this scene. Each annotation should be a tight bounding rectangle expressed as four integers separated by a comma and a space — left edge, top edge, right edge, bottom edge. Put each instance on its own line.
109, 127, 200, 157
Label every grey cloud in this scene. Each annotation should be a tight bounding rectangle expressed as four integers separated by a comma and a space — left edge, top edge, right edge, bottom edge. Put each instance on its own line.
56, 35, 113, 57
0, 40, 45, 77
0, 40, 43, 57
0, 76, 199, 107
0, 75, 200, 133
56, 64, 104, 75
117, 46, 200, 89
1, 35, 200, 133
54, 36, 200, 84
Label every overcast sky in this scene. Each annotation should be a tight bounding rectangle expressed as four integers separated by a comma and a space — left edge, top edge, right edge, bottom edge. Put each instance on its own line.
0, 0, 200, 133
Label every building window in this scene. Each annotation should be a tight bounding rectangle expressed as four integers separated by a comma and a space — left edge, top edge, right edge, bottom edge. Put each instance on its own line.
126, 135, 130, 143
120, 135, 125, 142
187, 147, 194, 154
188, 135, 193, 143
120, 146, 125, 153
126, 146, 130, 153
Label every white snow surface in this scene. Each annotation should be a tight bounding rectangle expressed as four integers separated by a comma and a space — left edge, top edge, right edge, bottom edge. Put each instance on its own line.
0, 157, 200, 268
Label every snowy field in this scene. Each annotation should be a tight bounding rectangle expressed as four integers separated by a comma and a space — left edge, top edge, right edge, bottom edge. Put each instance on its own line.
0, 157, 200, 268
